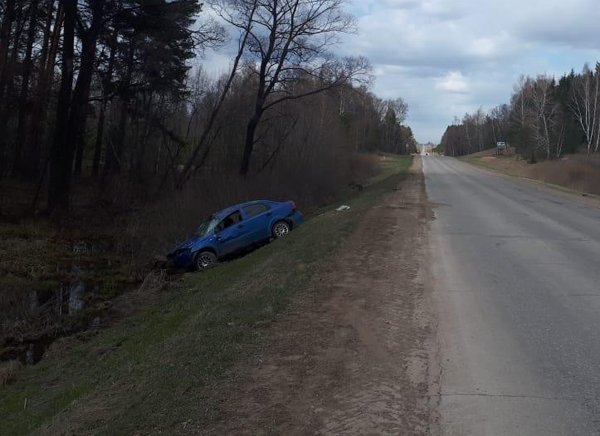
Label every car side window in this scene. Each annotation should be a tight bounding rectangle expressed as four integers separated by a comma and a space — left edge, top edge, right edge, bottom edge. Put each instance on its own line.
243, 203, 271, 218
216, 211, 243, 232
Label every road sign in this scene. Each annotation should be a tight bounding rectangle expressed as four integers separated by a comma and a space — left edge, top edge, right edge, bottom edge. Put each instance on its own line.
497, 141, 506, 148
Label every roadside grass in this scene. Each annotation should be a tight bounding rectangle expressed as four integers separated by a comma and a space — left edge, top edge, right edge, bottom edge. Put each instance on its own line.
0, 156, 413, 436
369, 153, 413, 185
460, 150, 600, 196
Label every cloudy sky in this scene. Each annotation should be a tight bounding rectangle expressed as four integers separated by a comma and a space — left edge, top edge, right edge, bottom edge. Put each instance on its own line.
203, 0, 600, 143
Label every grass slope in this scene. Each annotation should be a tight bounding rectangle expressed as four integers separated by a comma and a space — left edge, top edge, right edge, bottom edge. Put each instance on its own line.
0, 155, 412, 436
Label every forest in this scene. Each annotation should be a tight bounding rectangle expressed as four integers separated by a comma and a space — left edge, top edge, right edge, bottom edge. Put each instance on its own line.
0, 0, 416, 218
440, 65, 600, 161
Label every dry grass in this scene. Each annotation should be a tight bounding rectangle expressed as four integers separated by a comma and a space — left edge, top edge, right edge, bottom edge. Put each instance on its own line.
461, 150, 600, 196
528, 155, 600, 195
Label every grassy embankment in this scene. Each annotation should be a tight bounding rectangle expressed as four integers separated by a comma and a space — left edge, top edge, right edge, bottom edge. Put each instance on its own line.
0, 155, 413, 436
460, 149, 600, 197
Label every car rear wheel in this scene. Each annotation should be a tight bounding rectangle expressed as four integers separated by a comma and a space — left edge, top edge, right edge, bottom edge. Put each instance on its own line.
195, 251, 217, 271
272, 221, 291, 238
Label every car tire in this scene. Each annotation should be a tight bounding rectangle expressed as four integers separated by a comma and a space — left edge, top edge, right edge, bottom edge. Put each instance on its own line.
272, 220, 291, 238
194, 251, 217, 271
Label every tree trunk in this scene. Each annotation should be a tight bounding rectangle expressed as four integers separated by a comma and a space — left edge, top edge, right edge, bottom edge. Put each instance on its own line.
13, 0, 40, 177
0, 0, 16, 93
72, 0, 103, 177
105, 37, 134, 174
240, 112, 262, 176
529, 147, 536, 164
73, 131, 85, 176
47, 0, 75, 212
0, 2, 23, 176
92, 100, 106, 177
136, 93, 154, 181
27, 1, 62, 178
110, 100, 130, 173
92, 30, 116, 176
0, 0, 16, 175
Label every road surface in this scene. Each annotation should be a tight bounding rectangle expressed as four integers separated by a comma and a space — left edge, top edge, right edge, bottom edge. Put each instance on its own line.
423, 156, 600, 435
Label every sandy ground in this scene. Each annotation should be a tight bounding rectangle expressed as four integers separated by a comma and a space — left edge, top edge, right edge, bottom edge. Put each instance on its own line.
198, 158, 437, 435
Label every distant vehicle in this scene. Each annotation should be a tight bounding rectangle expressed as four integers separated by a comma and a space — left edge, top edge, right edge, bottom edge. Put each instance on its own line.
167, 200, 305, 271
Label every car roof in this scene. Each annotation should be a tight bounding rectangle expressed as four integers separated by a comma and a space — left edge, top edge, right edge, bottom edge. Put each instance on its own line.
213, 200, 280, 218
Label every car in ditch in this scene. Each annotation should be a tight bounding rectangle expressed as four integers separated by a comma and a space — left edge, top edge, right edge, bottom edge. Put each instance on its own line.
167, 200, 304, 271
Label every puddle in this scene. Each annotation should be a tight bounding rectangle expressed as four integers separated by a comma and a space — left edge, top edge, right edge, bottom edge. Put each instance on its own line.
28, 265, 97, 318
1, 336, 54, 365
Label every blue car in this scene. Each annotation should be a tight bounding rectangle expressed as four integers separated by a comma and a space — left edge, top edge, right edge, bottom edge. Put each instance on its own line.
167, 200, 305, 271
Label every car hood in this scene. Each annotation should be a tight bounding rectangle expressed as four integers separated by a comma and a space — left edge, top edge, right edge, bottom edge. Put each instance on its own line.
167, 235, 208, 257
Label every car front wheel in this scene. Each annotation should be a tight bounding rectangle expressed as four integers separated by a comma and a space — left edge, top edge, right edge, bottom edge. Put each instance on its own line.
195, 251, 217, 271
272, 221, 291, 238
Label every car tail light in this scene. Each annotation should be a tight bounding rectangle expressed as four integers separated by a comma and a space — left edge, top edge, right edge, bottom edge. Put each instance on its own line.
291, 201, 297, 211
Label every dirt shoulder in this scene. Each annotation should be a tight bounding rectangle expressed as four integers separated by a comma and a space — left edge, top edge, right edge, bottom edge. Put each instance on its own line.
199, 157, 437, 435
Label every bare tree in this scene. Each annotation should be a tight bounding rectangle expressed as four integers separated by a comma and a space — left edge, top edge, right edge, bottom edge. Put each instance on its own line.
570, 63, 600, 154
510, 76, 538, 161
473, 107, 485, 151
555, 122, 566, 158
529, 75, 559, 159
380, 97, 409, 153
383, 97, 408, 124
47, 0, 76, 212
463, 113, 473, 153
489, 104, 509, 144
218, 0, 369, 175
171, 0, 256, 189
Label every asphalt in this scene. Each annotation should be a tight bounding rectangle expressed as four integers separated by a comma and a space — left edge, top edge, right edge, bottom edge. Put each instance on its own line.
423, 155, 600, 436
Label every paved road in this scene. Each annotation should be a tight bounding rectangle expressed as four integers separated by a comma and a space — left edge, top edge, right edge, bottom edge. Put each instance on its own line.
423, 156, 600, 436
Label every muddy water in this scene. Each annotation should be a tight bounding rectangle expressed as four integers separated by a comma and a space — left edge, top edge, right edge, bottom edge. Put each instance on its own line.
1, 239, 123, 366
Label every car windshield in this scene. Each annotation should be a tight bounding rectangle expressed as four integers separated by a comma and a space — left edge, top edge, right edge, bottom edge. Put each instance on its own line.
194, 216, 220, 237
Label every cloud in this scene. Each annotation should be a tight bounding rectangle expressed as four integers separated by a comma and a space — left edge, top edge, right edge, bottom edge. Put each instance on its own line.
380, 0, 420, 10
436, 71, 469, 93
339, 0, 600, 142
202, 0, 600, 143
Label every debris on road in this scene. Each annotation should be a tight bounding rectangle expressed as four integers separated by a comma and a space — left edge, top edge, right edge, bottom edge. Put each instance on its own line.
336, 205, 351, 211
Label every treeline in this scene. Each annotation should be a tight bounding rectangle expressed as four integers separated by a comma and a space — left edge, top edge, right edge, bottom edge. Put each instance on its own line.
440, 64, 600, 161
373, 97, 417, 155
0, 0, 416, 215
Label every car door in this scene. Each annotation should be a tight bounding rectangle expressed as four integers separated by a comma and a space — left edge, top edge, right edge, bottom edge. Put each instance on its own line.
242, 203, 273, 243
215, 210, 247, 256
